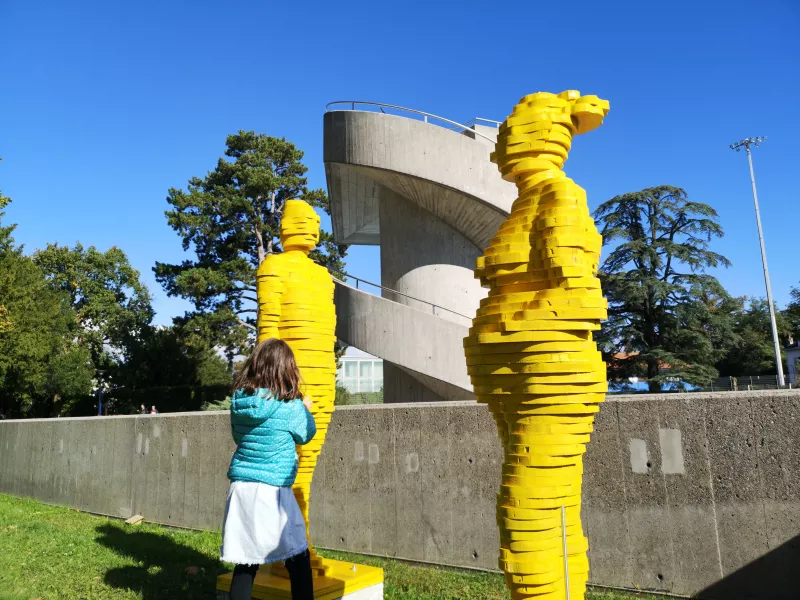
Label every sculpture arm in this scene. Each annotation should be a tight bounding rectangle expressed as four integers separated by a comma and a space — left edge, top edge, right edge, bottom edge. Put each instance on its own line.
256, 255, 284, 341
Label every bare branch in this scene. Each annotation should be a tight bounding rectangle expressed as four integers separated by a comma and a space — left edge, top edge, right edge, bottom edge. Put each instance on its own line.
236, 317, 257, 331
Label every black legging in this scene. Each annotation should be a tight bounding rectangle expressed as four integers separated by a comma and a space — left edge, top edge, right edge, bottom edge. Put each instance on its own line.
229, 549, 314, 600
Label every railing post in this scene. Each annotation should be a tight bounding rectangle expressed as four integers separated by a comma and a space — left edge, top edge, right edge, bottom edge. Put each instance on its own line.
424, 115, 428, 123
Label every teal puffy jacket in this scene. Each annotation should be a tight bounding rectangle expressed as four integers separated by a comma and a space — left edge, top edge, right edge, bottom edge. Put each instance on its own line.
227, 388, 317, 487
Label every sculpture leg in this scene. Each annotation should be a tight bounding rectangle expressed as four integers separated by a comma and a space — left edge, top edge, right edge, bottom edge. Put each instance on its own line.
497, 399, 594, 599
290, 351, 336, 576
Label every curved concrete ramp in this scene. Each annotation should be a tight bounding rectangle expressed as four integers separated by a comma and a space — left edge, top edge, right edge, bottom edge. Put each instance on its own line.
324, 110, 514, 248
325, 106, 513, 402
334, 280, 473, 400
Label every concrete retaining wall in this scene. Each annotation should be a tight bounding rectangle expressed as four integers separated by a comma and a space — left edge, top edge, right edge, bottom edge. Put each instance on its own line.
2, 391, 799, 599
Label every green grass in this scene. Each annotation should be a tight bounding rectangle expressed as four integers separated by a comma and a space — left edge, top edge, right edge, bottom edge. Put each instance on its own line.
0, 494, 661, 599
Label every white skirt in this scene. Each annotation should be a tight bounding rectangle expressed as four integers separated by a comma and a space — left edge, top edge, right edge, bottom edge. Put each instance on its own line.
220, 481, 309, 565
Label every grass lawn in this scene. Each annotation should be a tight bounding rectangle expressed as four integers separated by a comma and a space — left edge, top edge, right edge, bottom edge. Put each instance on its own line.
0, 494, 662, 600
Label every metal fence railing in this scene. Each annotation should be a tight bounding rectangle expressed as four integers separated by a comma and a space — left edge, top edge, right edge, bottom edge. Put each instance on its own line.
609, 374, 800, 394
325, 100, 498, 143
696, 375, 800, 392
327, 267, 473, 325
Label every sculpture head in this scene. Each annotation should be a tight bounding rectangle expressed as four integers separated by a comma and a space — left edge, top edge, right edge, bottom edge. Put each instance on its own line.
562, 90, 610, 135
280, 200, 320, 253
493, 90, 609, 179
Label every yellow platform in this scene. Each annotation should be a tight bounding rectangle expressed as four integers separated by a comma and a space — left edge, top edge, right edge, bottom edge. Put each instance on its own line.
216, 559, 384, 600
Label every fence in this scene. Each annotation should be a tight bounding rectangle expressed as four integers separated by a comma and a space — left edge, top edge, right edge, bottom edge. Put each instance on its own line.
608, 373, 800, 394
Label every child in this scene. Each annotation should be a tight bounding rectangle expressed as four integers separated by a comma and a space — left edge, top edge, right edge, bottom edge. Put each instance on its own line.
220, 338, 316, 600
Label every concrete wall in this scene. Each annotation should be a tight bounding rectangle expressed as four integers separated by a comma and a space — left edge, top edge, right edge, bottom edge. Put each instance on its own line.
2, 391, 800, 599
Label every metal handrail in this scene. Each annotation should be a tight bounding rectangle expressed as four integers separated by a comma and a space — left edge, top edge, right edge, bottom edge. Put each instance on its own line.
463, 117, 502, 127
325, 100, 497, 144
327, 266, 472, 322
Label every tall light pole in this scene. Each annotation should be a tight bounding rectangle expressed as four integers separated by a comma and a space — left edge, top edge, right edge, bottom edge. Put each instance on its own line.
730, 136, 785, 387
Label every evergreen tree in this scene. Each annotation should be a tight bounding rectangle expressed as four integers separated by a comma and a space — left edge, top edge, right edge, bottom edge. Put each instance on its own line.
594, 185, 731, 391
155, 131, 346, 361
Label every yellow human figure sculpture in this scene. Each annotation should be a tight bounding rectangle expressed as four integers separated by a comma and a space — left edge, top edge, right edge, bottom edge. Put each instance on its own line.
464, 91, 610, 600
256, 199, 336, 577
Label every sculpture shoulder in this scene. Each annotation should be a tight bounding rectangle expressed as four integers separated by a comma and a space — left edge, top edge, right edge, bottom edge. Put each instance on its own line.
309, 261, 333, 278
257, 253, 287, 276
257, 253, 332, 283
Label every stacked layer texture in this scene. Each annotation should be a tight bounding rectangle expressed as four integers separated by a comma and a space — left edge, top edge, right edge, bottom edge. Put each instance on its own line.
256, 199, 337, 576
464, 90, 610, 600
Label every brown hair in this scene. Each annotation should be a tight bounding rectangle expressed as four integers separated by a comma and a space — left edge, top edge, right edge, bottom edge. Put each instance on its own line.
233, 338, 302, 401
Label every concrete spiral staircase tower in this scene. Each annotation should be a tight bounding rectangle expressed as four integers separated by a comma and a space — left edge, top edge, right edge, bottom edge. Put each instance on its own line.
324, 105, 516, 402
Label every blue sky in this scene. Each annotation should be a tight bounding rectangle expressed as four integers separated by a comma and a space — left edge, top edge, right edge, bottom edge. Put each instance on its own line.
1, 0, 798, 325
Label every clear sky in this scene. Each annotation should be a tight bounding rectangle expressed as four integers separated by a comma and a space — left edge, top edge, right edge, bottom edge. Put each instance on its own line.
1, 0, 798, 325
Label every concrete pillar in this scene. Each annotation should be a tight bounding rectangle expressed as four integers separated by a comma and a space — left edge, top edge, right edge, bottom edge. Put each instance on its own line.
378, 188, 485, 326
378, 188, 483, 402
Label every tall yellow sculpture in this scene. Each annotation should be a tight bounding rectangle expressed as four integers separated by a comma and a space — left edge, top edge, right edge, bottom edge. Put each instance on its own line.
464, 91, 609, 600
256, 199, 337, 577
218, 199, 384, 597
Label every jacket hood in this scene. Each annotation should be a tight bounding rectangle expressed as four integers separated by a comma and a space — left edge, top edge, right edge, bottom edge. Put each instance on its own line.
232, 388, 283, 420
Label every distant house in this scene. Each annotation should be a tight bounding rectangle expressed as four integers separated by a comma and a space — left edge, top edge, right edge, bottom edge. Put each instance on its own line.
337, 347, 384, 393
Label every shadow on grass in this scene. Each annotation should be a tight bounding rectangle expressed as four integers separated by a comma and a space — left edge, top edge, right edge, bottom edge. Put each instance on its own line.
95, 523, 224, 600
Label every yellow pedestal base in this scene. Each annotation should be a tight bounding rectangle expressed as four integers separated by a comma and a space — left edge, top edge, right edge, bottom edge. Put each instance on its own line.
216, 559, 384, 600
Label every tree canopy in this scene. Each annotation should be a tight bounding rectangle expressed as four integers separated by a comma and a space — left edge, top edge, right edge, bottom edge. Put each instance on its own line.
34, 243, 153, 367
785, 285, 800, 343
154, 131, 346, 360
716, 297, 792, 377
0, 195, 94, 417
594, 185, 732, 391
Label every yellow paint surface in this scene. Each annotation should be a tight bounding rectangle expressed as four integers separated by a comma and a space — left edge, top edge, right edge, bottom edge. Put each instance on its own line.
255, 199, 338, 577
217, 558, 384, 599
464, 91, 609, 599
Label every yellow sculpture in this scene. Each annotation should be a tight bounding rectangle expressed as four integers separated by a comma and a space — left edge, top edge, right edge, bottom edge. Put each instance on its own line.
256, 199, 337, 577
218, 198, 384, 598
464, 91, 610, 600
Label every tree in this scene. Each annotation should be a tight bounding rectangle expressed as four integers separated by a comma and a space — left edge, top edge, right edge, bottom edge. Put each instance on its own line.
0, 190, 15, 251
33, 243, 154, 373
0, 197, 93, 417
717, 297, 793, 376
154, 131, 347, 360
0, 192, 14, 333
785, 285, 800, 342
594, 185, 732, 392
117, 324, 232, 390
